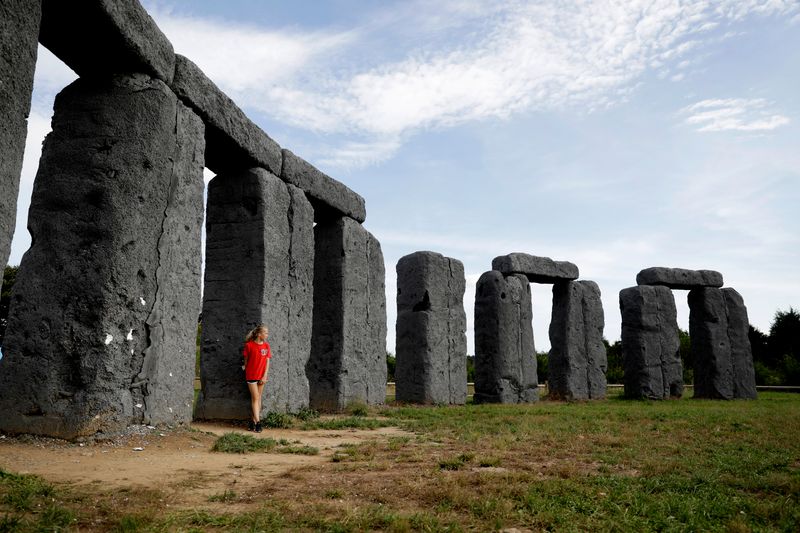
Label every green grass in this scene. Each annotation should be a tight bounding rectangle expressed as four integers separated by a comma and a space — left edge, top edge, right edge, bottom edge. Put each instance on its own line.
300, 416, 394, 431
2, 393, 799, 531
211, 432, 278, 453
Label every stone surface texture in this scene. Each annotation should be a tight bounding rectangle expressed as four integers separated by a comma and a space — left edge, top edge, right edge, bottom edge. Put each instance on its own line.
474, 271, 538, 403
689, 287, 757, 400
619, 285, 683, 399
548, 280, 607, 400
39, 0, 174, 83
0, 0, 41, 268
0, 75, 204, 438
395, 251, 467, 405
281, 149, 367, 223
171, 55, 282, 176
636, 267, 723, 290
723, 288, 758, 399
196, 168, 314, 419
309, 217, 387, 411
491, 253, 579, 284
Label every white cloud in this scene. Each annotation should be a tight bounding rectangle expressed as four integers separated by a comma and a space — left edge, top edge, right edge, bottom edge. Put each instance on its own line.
145, 0, 798, 168
682, 98, 791, 132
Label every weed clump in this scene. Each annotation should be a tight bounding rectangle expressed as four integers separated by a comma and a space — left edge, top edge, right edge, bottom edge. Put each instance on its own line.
212, 432, 276, 453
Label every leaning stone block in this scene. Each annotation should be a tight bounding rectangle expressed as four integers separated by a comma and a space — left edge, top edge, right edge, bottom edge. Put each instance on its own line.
309, 217, 387, 411
0, 74, 204, 438
39, 0, 175, 83
548, 280, 607, 400
474, 271, 538, 403
636, 267, 723, 290
281, 149, 366, 223
196, 168, 314, 419
171, 55, 282, 176
395, 251, 467, 405
722, 288, 757, 399
620, 285, 682, 399
689, 287, 733, 399
0, 0, 41, 267
491, 253, 579, 284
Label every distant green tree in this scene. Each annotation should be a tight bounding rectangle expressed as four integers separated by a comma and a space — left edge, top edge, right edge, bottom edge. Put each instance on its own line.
604, 339, 623, 384
386, 352, 396, 382
768, 308, 800, 385
678, 329, 692, 384
536, 351, 549, 384
0, 265, 19, 345
465, 355, 475, 383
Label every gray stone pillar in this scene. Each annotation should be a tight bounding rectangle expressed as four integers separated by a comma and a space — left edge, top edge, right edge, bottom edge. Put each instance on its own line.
196, 168, 314, 418
474, 271, 538, 403
689, 287, 757, 399
548, 280, 606, 400
0, 0, 41, 267
0, 74, 204, 438
395, 251, 467, 405
620, 285, 682, 399
309, 217, 387, 411
723, 288, 757, 399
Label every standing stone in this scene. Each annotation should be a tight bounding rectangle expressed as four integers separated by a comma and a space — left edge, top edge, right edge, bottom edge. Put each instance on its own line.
723, 288, 757, 399
0, 0, 41, 268
309, 217, 387, 411
688, 287, 733, 399
395, 251, 467, 405
0, 74, 204, 438
196, 168, 314, 418
474, 271, 538, 403
620, 285, 682, 399
548, 280, 606, 400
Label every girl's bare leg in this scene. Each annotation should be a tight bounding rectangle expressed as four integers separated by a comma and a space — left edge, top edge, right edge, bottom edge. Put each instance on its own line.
256, 382, 266, 420
247, 382, 260, 422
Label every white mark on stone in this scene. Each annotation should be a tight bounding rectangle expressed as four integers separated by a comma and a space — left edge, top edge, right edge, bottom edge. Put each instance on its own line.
130, 349, 134, 355
169, 372, 173, 377
135, 403, 143, 409
140, 297, 146, 306
127, 329, 134, 341
168, 407, 173, 413
104, 334, 113, 345
133, 447, 144, 452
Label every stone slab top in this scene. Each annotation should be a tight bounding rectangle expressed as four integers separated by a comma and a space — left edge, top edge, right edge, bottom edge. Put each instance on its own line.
491, 253, 579, 284
636, 267, 723, 289
39, 0, 176, 84
281, 149, 366, 223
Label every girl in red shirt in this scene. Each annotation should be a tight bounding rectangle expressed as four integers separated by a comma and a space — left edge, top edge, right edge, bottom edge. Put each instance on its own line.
242, 324, 271, 432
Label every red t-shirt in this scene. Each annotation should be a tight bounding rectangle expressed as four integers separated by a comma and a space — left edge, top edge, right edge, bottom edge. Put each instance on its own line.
243, 340, 271, 381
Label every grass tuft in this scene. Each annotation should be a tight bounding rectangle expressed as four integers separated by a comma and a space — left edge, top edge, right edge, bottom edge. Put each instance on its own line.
211, 432, 276, 453
262, 411, 294, 429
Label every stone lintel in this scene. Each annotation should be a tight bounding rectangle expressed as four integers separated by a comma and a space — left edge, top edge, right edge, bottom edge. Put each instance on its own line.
491, 253, 579, 284
636, 267, 723, 289
39, 0, 175, 83
171, 55, 282, 176
281, 149, 366, 223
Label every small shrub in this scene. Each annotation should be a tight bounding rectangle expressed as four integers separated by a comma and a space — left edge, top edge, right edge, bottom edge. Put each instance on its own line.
347, 401, 369, 417
294, 407, 320, 421
263, 411, 294, 429
208, 490, 238, 503
0, 469, 55, 511
277, 445, 319, 456
212, 432, 276, 453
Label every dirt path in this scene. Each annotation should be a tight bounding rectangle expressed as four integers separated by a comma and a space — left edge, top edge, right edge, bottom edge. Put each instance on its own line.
0, 421, 413, 509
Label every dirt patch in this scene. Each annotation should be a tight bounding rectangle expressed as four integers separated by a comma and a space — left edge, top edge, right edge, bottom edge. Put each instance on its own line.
0, 420, 414, 510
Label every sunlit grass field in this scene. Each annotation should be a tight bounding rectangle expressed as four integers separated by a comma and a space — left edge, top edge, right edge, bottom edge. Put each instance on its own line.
2, 392, 799, 532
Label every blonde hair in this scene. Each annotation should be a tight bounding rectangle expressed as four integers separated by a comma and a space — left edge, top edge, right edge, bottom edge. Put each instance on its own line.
244, 324, 269, 342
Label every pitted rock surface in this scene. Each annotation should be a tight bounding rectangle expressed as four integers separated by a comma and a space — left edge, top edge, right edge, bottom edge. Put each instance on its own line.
395, 251, 467, 405
39, 0, 175, 83
309, 217, 387, 411
619, 285, 683, 399
281, 149, 366, 223
636, 267, 723, 290
723, 289, 758, 399
196, 168, 314, 419
0, 74, 204, 438
0, 0, 40, 268
171, 55, 282, 176
474, 271, 538, 403
491, 253, 579, 284
548, 280, 606, 400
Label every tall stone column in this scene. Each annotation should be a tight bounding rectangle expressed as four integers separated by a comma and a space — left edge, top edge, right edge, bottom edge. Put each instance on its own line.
689, 287, 757, 399
549, 280, 606, 400
0, 74, 205, 438
620, 285, 682, 399
196, 168, 314, 418
395, 251, 467, 405
0, 0, 41, 267
309, 217, 387, 411
474, 271, 538, 403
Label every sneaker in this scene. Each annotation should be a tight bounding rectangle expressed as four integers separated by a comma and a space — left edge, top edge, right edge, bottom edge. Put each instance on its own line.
248, 420, 255, 432
255, 421, 262, 433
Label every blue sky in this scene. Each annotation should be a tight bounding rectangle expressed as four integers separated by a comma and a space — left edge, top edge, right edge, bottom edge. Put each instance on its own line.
13, 0, 800, 352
